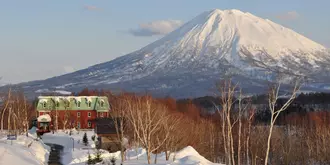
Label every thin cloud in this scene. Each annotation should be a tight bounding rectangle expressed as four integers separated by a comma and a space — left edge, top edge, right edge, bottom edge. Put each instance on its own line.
83, 5, 102, 11
276, 11, 300, 21
63, 66, 75, 74
129, 20, 183, 37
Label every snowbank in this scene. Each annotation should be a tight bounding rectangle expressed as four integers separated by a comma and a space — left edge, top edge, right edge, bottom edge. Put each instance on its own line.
0, 131, 50, 165
171, 146, 220, 165
28, 130, 223, 165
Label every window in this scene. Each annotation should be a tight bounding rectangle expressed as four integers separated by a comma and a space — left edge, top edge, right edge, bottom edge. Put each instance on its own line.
88, 122, 91, 128
77, 122, 80, 129
88, 101, 92, 108
100, 112, 103, 117
77, 112, 81, 117
43, 102, 46, 108
88, 112, 91, 118
56, 102, 59, 107
100, 101, 104, 107
77, 101, 81, 108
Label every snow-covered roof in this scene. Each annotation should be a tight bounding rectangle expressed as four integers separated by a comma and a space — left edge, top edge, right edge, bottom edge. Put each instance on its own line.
54, 97, 61, 103
37, 114, 51, 122
74, 97, 82, 102
39, 99, 48, 103
85, 97, 93, 102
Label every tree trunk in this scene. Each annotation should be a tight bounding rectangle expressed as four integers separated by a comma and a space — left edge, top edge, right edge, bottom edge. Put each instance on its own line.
1, 89, 11, 132
121, 139, 125, 163
265, 118, 275, 165
238, 114, 242, 165
26, 123, 28, 137
120, 124, 126, 162
135, 135, 139, 160
230, 127, 235, 165
154, 153, 158, 164
147, 149, 151, 164
246, 120, 251, 165
13, 117, 16, 133
165, 151, 169, 161
1, 108, 6, 132
8, 108, 11, 133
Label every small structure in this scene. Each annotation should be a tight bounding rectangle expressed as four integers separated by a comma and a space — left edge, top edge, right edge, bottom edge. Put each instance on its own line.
37, 114, 51, 133
94, 118, 123, 152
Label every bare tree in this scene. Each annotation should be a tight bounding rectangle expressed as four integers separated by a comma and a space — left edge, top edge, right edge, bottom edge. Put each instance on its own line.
216, 79, 238, 165
21, 95, 31, 136
237, 90, 251, 165
264, 78, 301, 165
62, 110, 70, 131
1, 88, 11, 132
246, 109, 255, 165
12, 91, 31, 136
126, 95, 172, 164
163, 113, 182, 161
108, 93, 129, 163
62, 99, 71, 131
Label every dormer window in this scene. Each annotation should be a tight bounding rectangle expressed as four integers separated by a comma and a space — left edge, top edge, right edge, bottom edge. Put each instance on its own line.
43, 102, 47, 108
77, 101, 81, 108
88, 101, 92, 108
100, 101, 104, 107
56, 102, 59, 107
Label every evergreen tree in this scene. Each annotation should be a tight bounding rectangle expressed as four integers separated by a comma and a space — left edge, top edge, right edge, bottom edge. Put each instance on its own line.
83, 132, 89, 146
95, 149, 103, 163
87, 153, 94, 165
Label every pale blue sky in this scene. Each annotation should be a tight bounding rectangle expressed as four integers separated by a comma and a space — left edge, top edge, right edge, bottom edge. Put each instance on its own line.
0, 0, 329, 83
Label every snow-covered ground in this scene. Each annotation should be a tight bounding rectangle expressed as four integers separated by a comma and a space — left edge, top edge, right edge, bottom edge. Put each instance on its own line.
0, 129, 223, 165
0, 129, 50, 165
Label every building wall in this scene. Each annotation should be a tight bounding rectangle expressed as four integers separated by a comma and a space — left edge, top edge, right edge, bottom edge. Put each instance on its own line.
98, 134, 121, 151
38, 110, 108, 129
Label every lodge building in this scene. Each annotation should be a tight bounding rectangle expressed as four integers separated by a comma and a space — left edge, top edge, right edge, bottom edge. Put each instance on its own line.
36, 96, 110, 131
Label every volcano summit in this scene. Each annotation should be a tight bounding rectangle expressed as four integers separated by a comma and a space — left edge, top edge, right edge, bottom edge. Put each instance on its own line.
10, 9, 330, 98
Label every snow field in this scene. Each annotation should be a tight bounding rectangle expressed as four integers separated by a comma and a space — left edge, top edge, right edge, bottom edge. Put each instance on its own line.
0, 129, 50, 165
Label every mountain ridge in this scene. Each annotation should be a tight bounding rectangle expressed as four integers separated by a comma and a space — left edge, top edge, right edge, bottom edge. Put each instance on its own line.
3, 9, 330, 98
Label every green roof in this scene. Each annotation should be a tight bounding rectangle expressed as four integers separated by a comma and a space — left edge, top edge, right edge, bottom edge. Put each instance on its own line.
36, 96, 110, 112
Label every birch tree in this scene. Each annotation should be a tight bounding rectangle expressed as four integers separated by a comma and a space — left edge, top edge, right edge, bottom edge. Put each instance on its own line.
163, 113, 182, 161
1, 88, 11, 132
13, 92, 31, 136
216, 79, 238, 165
237, 90, 251, 165
126, 96, 171, 164
264, 78, 301, 165
108, 93, 128, 163
62, 99, 71, 131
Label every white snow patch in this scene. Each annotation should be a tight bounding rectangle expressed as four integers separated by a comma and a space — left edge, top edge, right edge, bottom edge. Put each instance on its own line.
0, 129, 50, 165
37, 114, 51, 122
37, 130, 223, 165
36, 89, 72, 95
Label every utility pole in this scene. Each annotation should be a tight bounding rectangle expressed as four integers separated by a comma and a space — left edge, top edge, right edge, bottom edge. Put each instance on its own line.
71, 137, 75, 151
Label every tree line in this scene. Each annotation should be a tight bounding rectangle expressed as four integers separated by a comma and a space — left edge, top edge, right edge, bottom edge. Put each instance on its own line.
2, 77, 330, 164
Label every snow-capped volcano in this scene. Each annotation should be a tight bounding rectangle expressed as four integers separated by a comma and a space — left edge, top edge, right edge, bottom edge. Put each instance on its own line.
6, 9, 330, 98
